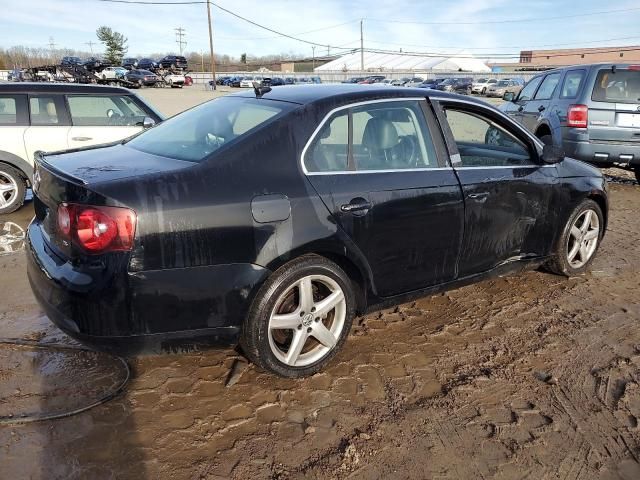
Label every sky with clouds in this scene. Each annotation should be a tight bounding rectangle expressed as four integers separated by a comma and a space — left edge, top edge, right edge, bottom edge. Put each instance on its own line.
1, 0, 639, 60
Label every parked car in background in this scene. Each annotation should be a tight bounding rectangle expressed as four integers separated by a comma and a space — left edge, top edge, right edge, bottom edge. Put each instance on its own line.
417, 78, 444, 89
359, 75, 386, 84
391, 77, 411, 86
216, 76, 232, 85
125, 69, 159, 87
163, 72, 185, 88
485, 79, 523, 98
404, 77, 425, 87
500, 63, 640, 182
434, 77, 473, 94
285, 77, 297, 85
0, 83, 162, 213
342, 77, 365, 84
61, 56, 82, 66
136, 58, 158, 71
310, 77, 322, 84
269, 77, 285, 86
159, 55, 188, 70
471, 78, 498, 95
240, 76, 263, 88
83, 57, 110, 72
230, 77, 245, 87
100, 66, 128, 81
25, 84, 607, 377
121, 58, 139, 69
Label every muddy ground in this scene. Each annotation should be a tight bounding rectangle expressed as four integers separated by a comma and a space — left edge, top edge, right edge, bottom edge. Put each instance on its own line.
1, 90, 640, 479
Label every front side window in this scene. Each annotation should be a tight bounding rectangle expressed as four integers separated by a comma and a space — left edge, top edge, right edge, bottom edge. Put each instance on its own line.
127, 96, 293, 162
560, 70, 585, 99
67, 95, 147, 126
534, 73, 561, 100
304, 100, 437, 173
517, 76, 543, 101
443, 108, 533, 167
0, 97, 17, 125
29, 96, 59, 125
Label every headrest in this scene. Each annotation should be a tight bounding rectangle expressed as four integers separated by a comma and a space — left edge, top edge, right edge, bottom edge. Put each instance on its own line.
362, 117, 398, 150
45, 101, 56, 117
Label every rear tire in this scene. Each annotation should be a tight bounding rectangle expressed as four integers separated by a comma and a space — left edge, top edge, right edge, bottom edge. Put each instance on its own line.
0, 165, 26, 214
240, 255, 355, 378
545, 199, 603, 276
635, 167, 640, 185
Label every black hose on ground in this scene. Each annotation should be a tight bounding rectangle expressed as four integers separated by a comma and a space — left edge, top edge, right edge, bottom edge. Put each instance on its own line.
0, 339, 130, 425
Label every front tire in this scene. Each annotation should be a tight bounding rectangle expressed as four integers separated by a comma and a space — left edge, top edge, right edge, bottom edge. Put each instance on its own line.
240, 255, 356, 377
0, 165, 26, 214
546, 199, 603, 276
635, 167, 640, 185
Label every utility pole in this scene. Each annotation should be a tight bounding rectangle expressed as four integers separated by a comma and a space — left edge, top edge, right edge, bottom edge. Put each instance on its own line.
360, 19, 364, 71
175, 27, 186, 55
312, 45, 316, 71
84, 41, 96, 55
206, 0, 216, 90
48, 37, 57, 63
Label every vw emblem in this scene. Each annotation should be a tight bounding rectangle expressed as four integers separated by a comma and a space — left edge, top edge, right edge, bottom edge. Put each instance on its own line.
636, 105, 640, 112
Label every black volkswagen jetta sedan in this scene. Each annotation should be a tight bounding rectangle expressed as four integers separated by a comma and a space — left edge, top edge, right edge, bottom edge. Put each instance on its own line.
27, 85, 608, 377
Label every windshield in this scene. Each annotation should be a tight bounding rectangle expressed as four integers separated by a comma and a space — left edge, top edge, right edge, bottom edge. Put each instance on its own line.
496, 81, 509, 87
592, 69, 640, 103
127, 96, 295, 162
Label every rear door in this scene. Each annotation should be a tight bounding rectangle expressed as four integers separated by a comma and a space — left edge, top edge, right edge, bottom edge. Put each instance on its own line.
65, 94, 148, 149
432, 99, 558, 276
588, 66, 640, 146
303, 98, 465, 297
23, 94, 70, 160
520, 73, 561, 132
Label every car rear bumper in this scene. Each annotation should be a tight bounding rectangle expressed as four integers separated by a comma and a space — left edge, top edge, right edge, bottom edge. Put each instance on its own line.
562, 137, 640, 167
26, 223, 270, 353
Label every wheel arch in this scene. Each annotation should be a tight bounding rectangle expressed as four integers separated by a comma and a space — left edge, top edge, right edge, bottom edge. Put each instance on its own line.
0, 150, 32, 184
264, 246, 370, 316
587, 192, 608, 235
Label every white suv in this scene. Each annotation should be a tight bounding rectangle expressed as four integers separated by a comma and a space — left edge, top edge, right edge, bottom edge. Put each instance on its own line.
0, 83, 162, 213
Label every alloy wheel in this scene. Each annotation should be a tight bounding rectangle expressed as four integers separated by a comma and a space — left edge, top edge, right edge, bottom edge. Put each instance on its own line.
268, 274, 346, 367
566, 209, 600, 268
0, 171, 18, 209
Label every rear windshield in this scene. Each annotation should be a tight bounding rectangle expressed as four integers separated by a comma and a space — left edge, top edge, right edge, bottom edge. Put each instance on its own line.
126, 96, 294, 162
592, 69, 640, 104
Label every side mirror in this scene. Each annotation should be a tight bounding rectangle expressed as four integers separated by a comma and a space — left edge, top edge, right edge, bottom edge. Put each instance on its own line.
142, 117, 156, 129
541, 144, 564, 164
502, 91, 516, 102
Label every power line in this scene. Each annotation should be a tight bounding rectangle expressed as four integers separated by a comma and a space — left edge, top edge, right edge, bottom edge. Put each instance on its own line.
175, 27, 186, 54
364, 6, 640, 25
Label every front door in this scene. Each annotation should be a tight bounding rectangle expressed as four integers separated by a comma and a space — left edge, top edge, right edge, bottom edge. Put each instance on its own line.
434, 100, 558, 277
520, 72, 561, 132
303, 98, 464, 297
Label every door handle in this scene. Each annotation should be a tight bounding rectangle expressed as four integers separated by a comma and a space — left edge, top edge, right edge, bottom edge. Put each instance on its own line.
538, 105, 546, 112
71, 136, 93, 141
468, 192, 489, 200
517, 106, 524, 112
340, 200, 372, 213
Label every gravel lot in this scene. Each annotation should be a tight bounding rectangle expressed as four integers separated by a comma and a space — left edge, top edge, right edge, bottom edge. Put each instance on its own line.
1, 86, 639, 479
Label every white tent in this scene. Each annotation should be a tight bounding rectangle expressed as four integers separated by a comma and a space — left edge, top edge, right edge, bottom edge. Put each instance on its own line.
315, 51, 490, 72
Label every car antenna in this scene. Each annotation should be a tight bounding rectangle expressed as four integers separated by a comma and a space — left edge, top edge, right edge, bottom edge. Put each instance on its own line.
253, 81, 271, 98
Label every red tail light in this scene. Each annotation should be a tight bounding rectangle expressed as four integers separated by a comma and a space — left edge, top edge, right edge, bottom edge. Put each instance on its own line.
628, 65, 640, 71
567, 104, 588, 128
57, 203, 137, 253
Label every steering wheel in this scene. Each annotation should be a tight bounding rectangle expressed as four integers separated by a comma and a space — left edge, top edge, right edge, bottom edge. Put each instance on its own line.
106, 109, 123, 126
394, 135, 418, 168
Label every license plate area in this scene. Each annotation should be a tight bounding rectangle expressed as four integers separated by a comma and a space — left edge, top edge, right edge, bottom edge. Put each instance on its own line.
617, 113, 640, 128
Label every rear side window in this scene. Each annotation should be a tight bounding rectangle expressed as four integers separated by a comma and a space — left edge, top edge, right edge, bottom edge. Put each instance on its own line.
29, 96, 60, 125
592, 69, 640, 103
67, 95, 148, 126
127, 96, 293, 162
0, 97, 17, 124
534, 73, 561, 100
560, 70, 585, 98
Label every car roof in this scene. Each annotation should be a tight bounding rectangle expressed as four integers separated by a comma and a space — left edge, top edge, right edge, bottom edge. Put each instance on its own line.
231, 83, 478, 106
0, 82, 133, 95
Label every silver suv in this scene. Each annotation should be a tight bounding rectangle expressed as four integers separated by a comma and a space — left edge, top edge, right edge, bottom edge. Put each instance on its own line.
500, 63, 640, 183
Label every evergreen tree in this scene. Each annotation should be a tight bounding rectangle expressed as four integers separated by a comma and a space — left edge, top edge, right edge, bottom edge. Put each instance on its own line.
96, 26, 128, 64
